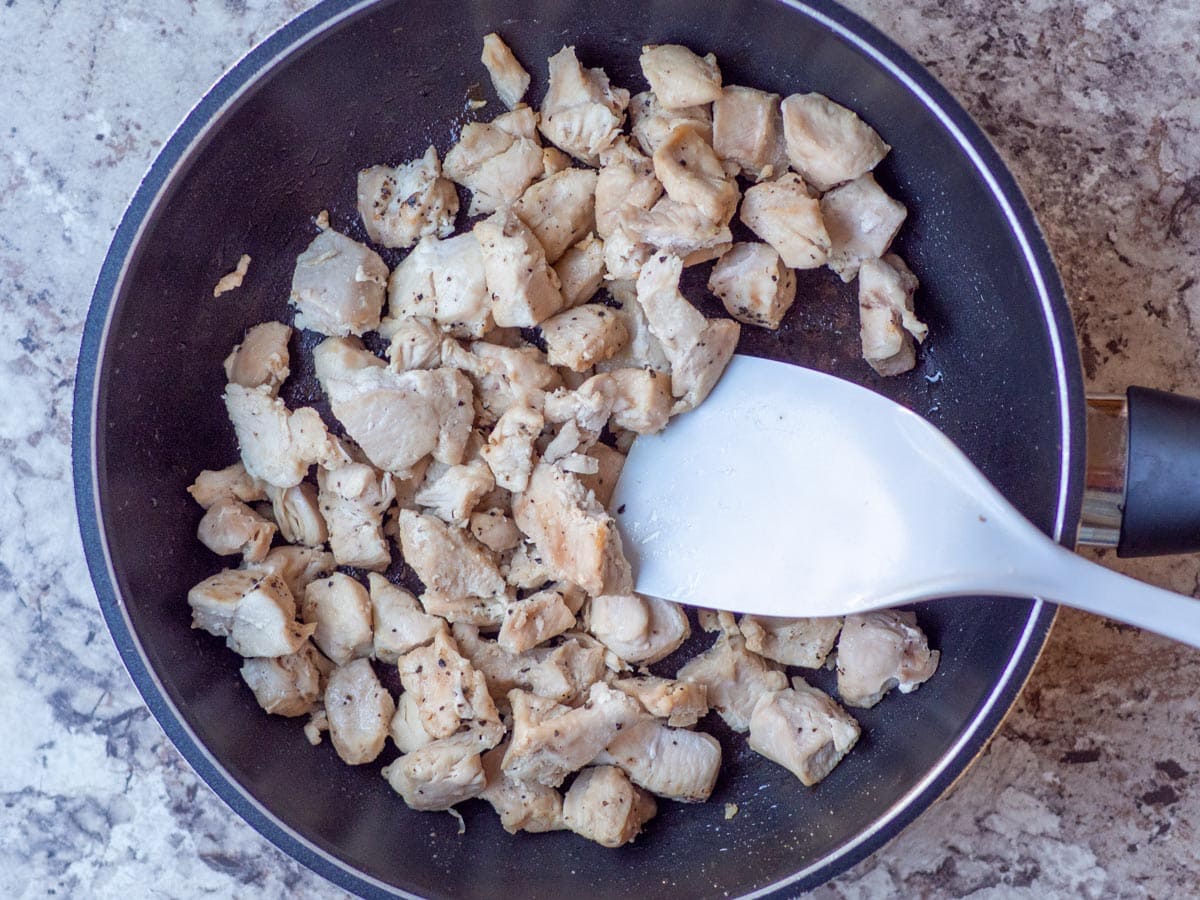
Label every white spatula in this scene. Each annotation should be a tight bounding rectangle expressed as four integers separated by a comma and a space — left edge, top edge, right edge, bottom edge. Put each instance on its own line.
611, 354, 1200, 647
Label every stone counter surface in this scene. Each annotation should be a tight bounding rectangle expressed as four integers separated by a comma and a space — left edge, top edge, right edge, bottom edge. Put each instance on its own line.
3, 1, 1199, 897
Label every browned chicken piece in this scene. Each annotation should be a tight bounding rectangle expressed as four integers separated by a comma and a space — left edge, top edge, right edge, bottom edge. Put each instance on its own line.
677, 632, 787, 733
749, 680, 860, 785
383, 731, 493, 811
639, 44, 722, 108
601, 719, 722, 802
553, 234, 607, 309
540, 304, 630, 372
443, 107, 544, 215
189, 569, 313, 658
475, 209, 565, 328
781, 92, 890, 192
539, 46, 630, 165
395, 509, 508, 609
243, 545, 335, 599
265, 482, 327, 547
442, 338, 559, 426
594, 138, 663, 241
197, 497, 276, 563
652, 125, 739, 226
593, 280, 671, 374
239, 640, 331, 718
512, 462, 633, 597
223, 321, 292, 394
385, 318, 443, 372
836, 610, 940, 708
540, 146, 573, 178
317, 462, 395, 570
389, 690, 435, 753
480, 745, 566, 833
367, 572, 448, 665
302, 572, 374, 667
606, 367, 671, 436
821, 173, 908, 282
289, 227, 388, 337
712, 85, 788, 181
469, 507, 524, 552
502, 683, 643, 786
384, 232, 493, 339
188, 461, 267, 509
480, 401, 543, 493
498, 586, 578, 654
325, 657, 395, 765
707, 242, 798, 329
576, 442, 625, 509
452, 624, 605, 708
514, 168, 598, 264
739, 173, 830, 269
859, 254, 926, 376
562, 765, 656, 848
738, 615, 843, 668
628, 91, 713, 157
586, 593, 690, 665
399, 630, 504, 742
356, 146, 458, 249
414, 458, 495, 527
481, 33, 531, 110
223, 384, 345, 488
612, 675, 708, 727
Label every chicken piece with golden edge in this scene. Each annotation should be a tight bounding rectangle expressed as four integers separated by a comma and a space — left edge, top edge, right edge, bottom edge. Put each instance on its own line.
318, 462, 395, 570
325, 657, 395, 765
212, 254, 250, 297
628, 91, 713, 157
749, 679, 860, 786
443, 106, 544, 215
639, 44, 722, 109
356, 146, 458, 249
712, 85, 788, 181
302, 572, 373, 667
367, 573, 447, 665
223, 384, 345, 488
474, 209, 565, 328
612, 675, 708, 727
481, 33, 530, 110
739, 173, 830, 270
398, 630, 504, 742
383, 730, 494, 811
859, 254, 927, 376
576, 442, 626, 509
586, 593, 690, 665
188, 569, 313, 658
707, 242, 798, 330
480, 745, 565, 834
739, 615, 843, 669
289, 227, 388, 337
652, 125, 738, 226
188, 462, 266, 509
196, 498, 276, 563
677, 632, 787, 733
498, 585, 578, 655
553, 234, 607, 309
395, 509, 508, 619
562, 765, 656, 848
821, 173, 908, 282
244, 545, 334, 600
383, 232, 493, 339
781, 92, 889, 192
239, 641, 330, 718
385, 318, 442, 372
539, 46, 630, 165
414, 458, 495, 527
600, 718, 721, 802
265, 483, 326, 547
223, 322, 291, 394
836, 610, 940, 708
514, 167, 598, 264
540, 304, 630, 372
469, 507, 523, 553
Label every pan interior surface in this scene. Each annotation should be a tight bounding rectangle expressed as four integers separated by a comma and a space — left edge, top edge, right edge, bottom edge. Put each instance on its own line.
76, 0, 1081, 897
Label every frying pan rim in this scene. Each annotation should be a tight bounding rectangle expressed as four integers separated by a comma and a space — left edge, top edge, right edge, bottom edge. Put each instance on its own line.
70, 0, 1081, 897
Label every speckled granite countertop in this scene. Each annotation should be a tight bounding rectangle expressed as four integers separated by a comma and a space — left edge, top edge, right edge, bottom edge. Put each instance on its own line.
4, 1, 1200, 897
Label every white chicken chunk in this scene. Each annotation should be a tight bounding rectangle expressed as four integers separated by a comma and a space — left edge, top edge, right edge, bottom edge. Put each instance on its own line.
562, 765, 656, 848
223, 322, 292, 394
820, 173, 908, 282
474, 209, 565, 328
317, 462, 395, 570
244, 545, 335, 599
539, 46, 630, 165
384, 232, 493, 339
453, 624, 605, 708
469, 507, 523, 553
399, 630, 503, 742
324, 657, 395, 765
396, 509, 508, 611
265, 482, 327, 547
540, 304, 629, 372
498, 586, 577, 655
356, 146, 458, 249
712, 85, 788, 181
836, 610, 940, 708
223, 384, 345, 489
601, 719, 721, 802
239, 640, 330, 718
594, 280, 671, 374
677, 632, 787, 733
515, 167, 598, 264
188, 461, 267, 509
738, 615, 843, 668
553, 234, 606, 309
289, 227, 388, 337
749, 681, 860, 786
628, 91, 713, 157
480, 401, 543, 493
367, 572, 447, 664
587, 594, 690, 665
302, 572, 374, 667
383, 731, 492, 811
707, 242, 798, 329
481, 33, 530, 110
442, 338, 558, 426
739, 173, 830, 270
413, 458, 495, 527
389, 690, 435, 753
480, 745, 565, 833
858, 254, 927, 376
188, 569, 313, 658
385, 318, 443, 372
196, 498, 276, 563
613, 676, 708, 728
570, 445, 621, 512
638, 44, 722, 109
652, 125, 738, 226
781, 92, 890, 192
443, 107, 544, 215
594, 138, 663, 242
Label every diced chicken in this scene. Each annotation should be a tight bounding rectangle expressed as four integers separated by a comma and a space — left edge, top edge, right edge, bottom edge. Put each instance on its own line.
390, 690, 435, 753
562, 765, 656, 848
858, 254, 926, 376
396, 508, 508, 609
553, 234, 607, 308
367, 572, 447, 664
302, 572, 374, 666
223, 322, 292, 394
540, 304, 629, 372
601, 719, 721, 802
399, 630, 503, 741
245, 545, 335, 599
356, 146, 458, 249
708, 242, 798, 329
384, 232, 493, 339
781, 92, 889, 192
289, 228, 387, 337
628, 91, 713, 157
594, 138, 663, 241
469, 507, 523, 553
515, 168, 598, 264
188, 461, 267, 509
836, 610, 940, 708
539, 46, 630, 166
608, 367, 673, 434
480, 401, 543, 493
442, 338, 558, 426
474, 209, 565, 328
414, 458, 495, 527
652, 125, 738, 225
677, 632, 787, 733
480, 745, 565, 833
443, 107, 544, 215
383, 731, 492, 810
239, 640, 330, 718
594, 280, 671, 374
696, 607, 740, 636
622, 195, 733, 268
712, 85, 788, 181
386, 318, 443, 372
223, 384, 345, 488
749, 681, 860, 786
498, 586, 577, 654
316, 462, 395, 570
265, 482, 327, 547
639, 44, 722, 109
189, 569, 313, 658
512, 462, 632, 597
820, 173, 908, 282
576, 442, 625, 510
739, 173, 830, 270
452, 624, 603, 708
481, 33, 531, 110
197, 498, 276, 563
187, 568, 267, 640
541, 146, 573, 178
739, 615, 843, 669
542, 374, 617, 438
324, 657, 395, 765
586, 594, 689, 665
612, 676, 708, 728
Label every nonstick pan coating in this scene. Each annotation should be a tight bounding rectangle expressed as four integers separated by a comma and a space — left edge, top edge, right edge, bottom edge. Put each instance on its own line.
74, 0, 1084, 896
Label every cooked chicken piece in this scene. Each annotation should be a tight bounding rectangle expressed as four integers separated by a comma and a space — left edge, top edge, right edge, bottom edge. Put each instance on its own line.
442, 338, 558, 426
383, 731, 492, 810
621, 195, 733, 269
383, 232, 493, 339
469, 507, 524, 553
601, 719, 721, 802
480, 745, 565, 833
594, 138, 663, 241
195, 570, 313, 659
399, 630, 504, 742
601, 224, 654, 282
576, 442, 625, 509
389, 690, 435, 753
316, 462, 395, 570
540, 304, 629, 372
479, 401, 543, 493
314, 337, 474, 479
739, 173, 830, 270
539, 46, 630, 165
481, 33, 531, 110
677, 632, 787, 732
474, 209, 565, 328
504, 540, 557, 590
301, 572, 374, 666
503, 683, 643, 786
639, 44, 722, 108
224, 384, 345, 488
608, 367, 672, 434
498, 586, 578, 654
388, 456, 432, 515
443, 107, 544, 215
212, 253, 251, 298
385, 318, 443, 372
512, 462, 632, 597
836, 610, 940, 708
696, 607, 740, 635
708, 242, 798, 329
612, 676, 708, 727
196, 497, 276, 563
781, 92, 889, 192
264, 482, 327, 547
553, 234, 606, 309
413, 458, 495, 527
323, 657, 395, 765
187, 569, 267, 637
593, 280, 671, 374
452, 624, 603, 708
586, 593, 690, 665
239, 640, 330, 718
652, 125, 738, 225
367, 572, 447, 664
628, 91, 713, 157
357, 146, 458, 249
396, 508, 508, 608
712, 85, 788, 181
739, 616, 843, 668
243, 545, 335, 599
821, 173, 908, 282
188, 461, 267, 509
289, 228, 387, 337
541, 146, 573, 178
858, 254, 926, 376
223, 322, 292, 394
542, 374, 616, 437
749, 680, 860, 785
562, 765, 656, 848
514, 168, 598, 264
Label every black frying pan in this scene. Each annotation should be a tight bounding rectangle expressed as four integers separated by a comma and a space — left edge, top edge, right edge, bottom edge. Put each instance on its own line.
73, 0, 1113, 896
